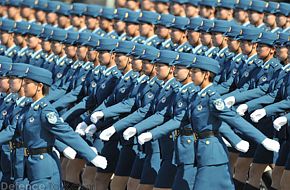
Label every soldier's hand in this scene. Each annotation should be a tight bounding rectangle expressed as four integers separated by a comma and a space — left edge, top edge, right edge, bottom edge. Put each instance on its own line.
138, 132, 153, 145
235, 140, 249, 153
90, 147, 107, 169
273, 116, 287, 131
85, 124, 97, 137
75, 121, 88, 136
123, 127, 137, 140
63, 146, 77, 160
250, 109, 266, 123
224, 96, 235, 108
236, 104, 248, 116
262, 138, 280, 152
90, 111, 104, 124
99, 126, 116, 141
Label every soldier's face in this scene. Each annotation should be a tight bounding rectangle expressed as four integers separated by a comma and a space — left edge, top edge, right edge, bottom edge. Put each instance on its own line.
185, 4, 199, 18
200, 32, 212, 46
228, 39, 240, 52
156, 25, 170, 39
141, 0, 154, 11
126, 1, 139, 10
170, 29, 184, 44
71, 15, 81, 27
23, 78, 39, 97
155, 63, 172, 80
0, 77, 9, 92
35, 10, 46, 23
174, 66, 190, 82
116, 54, 129, 70
28, 36, 40, 49
187, 30, 200, 45
216, 8, 232, 20
116, 0, 126, 8
88, 50, 98, 62
170, 3, 185, 16
212, 33, 224, 47
52, 41, 63, 55
126, 23, 138, 36
155, 2, 169, 14
234, 9, 248, 23
41, 41, 51, 52
257, 44, 273, 59
14, 34, 25, 46
1, 33, 10, 45
191, 68, 205, 86
199, 6, 212, 18
241, 41, 254, 55
114, 21, 126, 33
86, 17, 98, 30
46, 12, 57, 24
249, 11, 264, 24
132, 59, 143, 72
276, 14, 287, 28
77, 46, 88, 61
58, 15, 70, 27
264, 13, 276, 27
276, 47, 288, 63
99, 51, 112, 66
65, 45, 77, 58
142, 60, 155, 75
7, 6, 19, 19
100, 18, 110, 30
20, 7, 31, 18
140, 23, 152, 36
8, 77, 23, 93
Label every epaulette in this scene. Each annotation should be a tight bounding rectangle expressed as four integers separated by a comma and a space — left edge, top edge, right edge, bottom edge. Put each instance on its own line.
207, 89, 216, 97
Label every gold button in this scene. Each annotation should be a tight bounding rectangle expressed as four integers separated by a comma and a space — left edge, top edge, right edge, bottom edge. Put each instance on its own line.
205, 140, 210, 145
187, 139, 191, 144
169, 135, 173, 139
40, 155, 44, 160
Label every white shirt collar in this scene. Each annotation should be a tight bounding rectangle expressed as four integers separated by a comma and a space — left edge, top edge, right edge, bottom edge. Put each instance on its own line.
122, 69, 133, 79
16, 96, 25, 106
198, 83, 213, 96
31, 49, 43, 59
31, 97, 44, 108
180, 82, 193, 91
162, 77, 175, 88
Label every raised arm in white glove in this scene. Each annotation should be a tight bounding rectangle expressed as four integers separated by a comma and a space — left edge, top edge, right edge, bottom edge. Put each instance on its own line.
236, 104, 248, 116
90, 111, 104, 124
261, 138, 280, 152
90, 147, 107, 169
250, 109, 266, 123
99, 126, 116, 141
63, 146, 77, 160
75, 121, 88, 136
138, 132, 153, 145
273, 116, 287, 131
123, 127, 137, 140
224, 96, 235, 108
84, 124, 97, 137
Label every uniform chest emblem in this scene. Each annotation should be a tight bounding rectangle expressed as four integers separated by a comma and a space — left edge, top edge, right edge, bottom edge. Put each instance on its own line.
213, 99, 225, 111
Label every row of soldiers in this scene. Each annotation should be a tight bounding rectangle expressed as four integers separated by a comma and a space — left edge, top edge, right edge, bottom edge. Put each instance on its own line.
0, 0, 289, 190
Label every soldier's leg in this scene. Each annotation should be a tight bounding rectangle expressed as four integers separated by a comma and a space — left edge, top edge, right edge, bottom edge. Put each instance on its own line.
271, 166, 284, 190
229, 151, 239, 174
94, 172, 113, 190
280, 170, 290, 190
127, 178, 141, 190
172, 164, 197, 190
233, 157, 253, 187
81, 165, 97, 190
65, 158, 86, 186
110, 145, 137, 190
247, 163, 270, 188
153, 160, 177, 190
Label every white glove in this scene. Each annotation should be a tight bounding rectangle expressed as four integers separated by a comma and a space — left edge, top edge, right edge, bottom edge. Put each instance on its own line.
235, 140, 249, 153
123, 127, 137, 140
262, 138, 280, 152
99, 126, 116, 141
90, 147, 107, 169
52, 147, 60, 159
90, 111, 104, 124
85, 124, 97, 137
236, 104, 248, 116
75, 122, 88, 136
224, 96, 235, 108
250, 109, 266, 123
222, 137, 232, 147
138, 132, 153, 145
273, 116, 288, 131
63, 146, 77, 160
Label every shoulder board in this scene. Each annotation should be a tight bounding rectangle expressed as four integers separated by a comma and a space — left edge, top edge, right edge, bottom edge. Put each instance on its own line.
207, 90, 216, 97
39, 101, 48, 109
